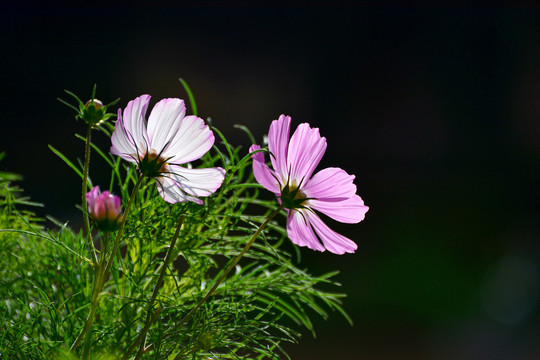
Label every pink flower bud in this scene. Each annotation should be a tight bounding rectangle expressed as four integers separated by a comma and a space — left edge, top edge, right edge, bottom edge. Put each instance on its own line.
86, 186, 123, 232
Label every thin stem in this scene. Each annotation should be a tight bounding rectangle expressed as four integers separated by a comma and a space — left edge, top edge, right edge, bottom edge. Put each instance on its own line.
171, 205, 284, 334
71, 176, 144, 357
69, 232, 109, 354
122, 215, 185, 360
132, 309, 161, 360
82, 125, 98, 265
102, 176, 144, 278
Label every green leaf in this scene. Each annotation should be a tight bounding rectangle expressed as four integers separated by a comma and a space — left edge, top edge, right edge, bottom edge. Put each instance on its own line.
48, 144, 84, 179
179, 77, 198, 116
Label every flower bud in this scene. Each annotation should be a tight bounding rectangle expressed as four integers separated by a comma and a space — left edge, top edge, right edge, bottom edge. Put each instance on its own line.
81, 99, 106, 126
86, 186, 123, 232
59, 86, 119, 127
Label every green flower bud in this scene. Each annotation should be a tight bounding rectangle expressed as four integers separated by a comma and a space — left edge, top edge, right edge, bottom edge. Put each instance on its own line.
197, 329, 220, 351
81, 99, 106, 126
59, 85, 119, 127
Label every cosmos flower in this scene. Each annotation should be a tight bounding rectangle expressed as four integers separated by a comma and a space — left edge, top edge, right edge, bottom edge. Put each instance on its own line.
250, 115, 368, 254
86, 186, 123, 232
111, 95, 225, 204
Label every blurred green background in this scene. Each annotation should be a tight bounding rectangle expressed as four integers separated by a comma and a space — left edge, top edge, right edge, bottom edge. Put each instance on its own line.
2, 3, 540, 359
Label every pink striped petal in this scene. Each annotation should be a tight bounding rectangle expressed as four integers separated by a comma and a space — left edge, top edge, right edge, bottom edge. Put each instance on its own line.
163, 115, 215, 164
249, 145, 280, 194
268, 115, 291, 180
147, 98, 186, 154
307, 212, 357, 254
287, 123, 327, 184
165, 166, 225, 198
303, 167, 357, 201
156, 176, 202, 204
309, 195, 369, 224
110, 109, 139, 164
286, 210, 326, 252
86, 186, 100, 208
121, 95, 150, 153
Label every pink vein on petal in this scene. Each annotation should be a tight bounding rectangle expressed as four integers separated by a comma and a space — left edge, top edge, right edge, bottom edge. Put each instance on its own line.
249, 145, 280, 194
286, 210, 326, 252
147, 98, 186, 154
308, 212, 357, 254
287, 123, 327, 183
268, 115, 291, 179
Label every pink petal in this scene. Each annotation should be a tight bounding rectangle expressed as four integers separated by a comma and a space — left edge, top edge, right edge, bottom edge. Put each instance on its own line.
249, 145, 280, 194
94, 194, 110, 221
156, 176, 202, 204
286, 210, 326, 252
287, 123, 327, 184
165, 165, 225, 198
303, 167, 358, 201
147, 98, 186, 154
307, 211, 357, 254
86, 186, 100, 208
268, 115, 291, 180
309, 195, 369, 224
111, 194, 122, 213
162, 115, 214, 164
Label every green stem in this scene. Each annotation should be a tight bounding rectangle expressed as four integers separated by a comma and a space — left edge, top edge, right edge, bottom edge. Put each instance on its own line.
71, 176, 144, 358
102, 176, 144, 278
122, 215, 185, 360
69, 233, 108, 354
82, 125, 98, 265
172, 205, 284, 333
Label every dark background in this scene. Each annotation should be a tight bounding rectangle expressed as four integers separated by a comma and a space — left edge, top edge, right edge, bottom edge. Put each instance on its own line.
2, 3, 540, 359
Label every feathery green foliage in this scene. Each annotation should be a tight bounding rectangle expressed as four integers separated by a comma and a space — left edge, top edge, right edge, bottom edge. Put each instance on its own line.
0, 87, 352, 360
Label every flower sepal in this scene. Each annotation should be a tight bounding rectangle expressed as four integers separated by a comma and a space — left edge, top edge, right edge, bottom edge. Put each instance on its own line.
138, 150, 169, 178
279, 181, 311, 210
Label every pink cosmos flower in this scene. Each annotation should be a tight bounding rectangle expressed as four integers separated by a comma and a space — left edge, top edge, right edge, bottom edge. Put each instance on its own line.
111, 95, 225, 204
86, 186, 123, 232
250, 115, 369, 254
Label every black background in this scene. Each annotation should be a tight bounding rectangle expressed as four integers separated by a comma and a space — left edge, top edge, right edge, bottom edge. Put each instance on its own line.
2, 3, 540, 359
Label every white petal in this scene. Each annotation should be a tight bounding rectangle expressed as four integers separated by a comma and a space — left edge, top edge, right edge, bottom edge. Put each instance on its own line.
165, 166, 225, 198
156, 176, 202, 204
163, 115, 214, 163
121, 95, 151, 154
111, 108, 139, 164
147, 98, 186, 154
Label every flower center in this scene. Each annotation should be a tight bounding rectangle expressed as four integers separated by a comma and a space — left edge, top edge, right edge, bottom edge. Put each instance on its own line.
138, 149, 168, 178
280, 182, 308, 210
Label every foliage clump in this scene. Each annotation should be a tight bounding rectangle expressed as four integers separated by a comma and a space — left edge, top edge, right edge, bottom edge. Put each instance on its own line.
0, 85, 352, 360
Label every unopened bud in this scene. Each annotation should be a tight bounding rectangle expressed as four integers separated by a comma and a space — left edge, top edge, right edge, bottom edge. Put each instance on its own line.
82, 99, 106, 126
85, 99, 103, 110
86, 186, 123, 232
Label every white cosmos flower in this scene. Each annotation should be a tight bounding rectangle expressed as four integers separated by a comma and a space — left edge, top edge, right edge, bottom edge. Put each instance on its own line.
111, 94, 225, 204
